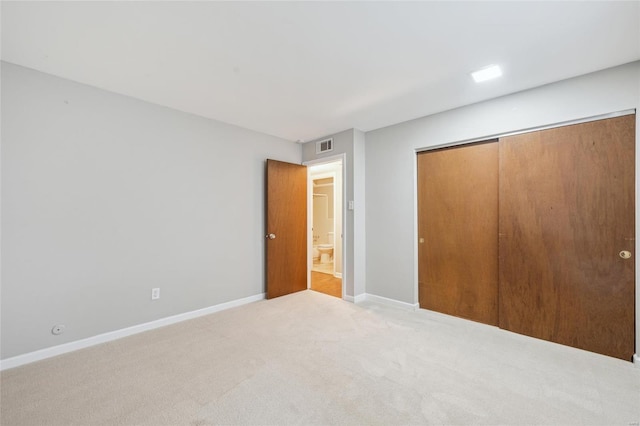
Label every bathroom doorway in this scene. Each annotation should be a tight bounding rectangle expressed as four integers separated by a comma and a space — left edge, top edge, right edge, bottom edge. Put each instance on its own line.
308, 159, 343, 299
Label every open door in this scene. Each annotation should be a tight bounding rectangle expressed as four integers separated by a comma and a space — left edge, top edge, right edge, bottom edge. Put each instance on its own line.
266, 159, 307, 299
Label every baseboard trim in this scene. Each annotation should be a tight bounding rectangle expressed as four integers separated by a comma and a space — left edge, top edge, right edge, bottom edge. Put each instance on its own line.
358, 293, 419, 311
633, 354, 640, 367
0, 292, 265, 371
343, 294, 367, 304
335, 272, 343, 279
354, 293, 367, 304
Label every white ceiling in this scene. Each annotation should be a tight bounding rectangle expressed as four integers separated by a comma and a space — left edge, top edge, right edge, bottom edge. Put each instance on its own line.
2, 1, 639, 142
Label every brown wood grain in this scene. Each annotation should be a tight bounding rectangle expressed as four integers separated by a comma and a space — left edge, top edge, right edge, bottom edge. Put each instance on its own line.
266, 159, 307, 299
417, 141, 499, 325
311, 271, 342, 298
498, 115, 635, 360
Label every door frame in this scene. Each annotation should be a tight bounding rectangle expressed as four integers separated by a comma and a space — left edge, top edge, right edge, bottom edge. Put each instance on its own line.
304, 154, 347, 300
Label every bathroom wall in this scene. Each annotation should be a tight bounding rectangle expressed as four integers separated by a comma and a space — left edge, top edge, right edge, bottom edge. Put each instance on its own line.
313, 182, 334, 245
1, 62, 301, 360
312, 197, 332, 245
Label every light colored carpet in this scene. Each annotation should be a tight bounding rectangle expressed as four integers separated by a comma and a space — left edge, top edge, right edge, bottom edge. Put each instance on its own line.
1, 290, 639, 425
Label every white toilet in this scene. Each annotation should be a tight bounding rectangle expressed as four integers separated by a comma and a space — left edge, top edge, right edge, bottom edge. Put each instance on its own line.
317, 244, 333, 264
317, 232, 334, 263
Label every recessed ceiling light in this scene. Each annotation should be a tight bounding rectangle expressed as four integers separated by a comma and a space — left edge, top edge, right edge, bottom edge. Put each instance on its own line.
471, 65, 502, 83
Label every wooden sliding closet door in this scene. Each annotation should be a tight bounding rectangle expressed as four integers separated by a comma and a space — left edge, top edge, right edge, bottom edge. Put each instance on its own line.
499, 115, 635, 360
418, 141, 499, 325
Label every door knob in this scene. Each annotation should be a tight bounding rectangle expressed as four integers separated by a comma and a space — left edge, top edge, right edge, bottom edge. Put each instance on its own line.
619, 250, 631, 259
266, 233, 276, 240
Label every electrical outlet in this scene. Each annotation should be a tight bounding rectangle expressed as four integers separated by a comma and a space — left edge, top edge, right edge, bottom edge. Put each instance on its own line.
51, 324, 66, 335
151, 288, 160, 300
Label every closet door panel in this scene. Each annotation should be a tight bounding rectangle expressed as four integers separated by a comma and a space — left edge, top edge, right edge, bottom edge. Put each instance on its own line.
418, 141, 498, 325
499, 115, 635, 360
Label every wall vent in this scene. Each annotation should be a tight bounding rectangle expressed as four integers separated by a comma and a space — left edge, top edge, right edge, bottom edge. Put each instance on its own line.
315, 138, 333, 154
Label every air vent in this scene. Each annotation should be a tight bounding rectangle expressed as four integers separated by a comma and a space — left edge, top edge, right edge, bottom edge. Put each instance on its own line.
315, 138, 333, 154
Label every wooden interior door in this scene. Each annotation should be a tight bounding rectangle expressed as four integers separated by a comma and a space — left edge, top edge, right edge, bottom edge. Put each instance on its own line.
499, 115, 635, 360
266, 159, 307, 299
417, 141, 499, 325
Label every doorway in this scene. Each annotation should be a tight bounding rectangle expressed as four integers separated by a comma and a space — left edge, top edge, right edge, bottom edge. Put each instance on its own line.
307, 159, 343, 298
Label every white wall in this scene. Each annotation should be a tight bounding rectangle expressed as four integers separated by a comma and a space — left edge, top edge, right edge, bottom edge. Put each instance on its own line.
365, 60, 640, 355
1, 62, 301, 360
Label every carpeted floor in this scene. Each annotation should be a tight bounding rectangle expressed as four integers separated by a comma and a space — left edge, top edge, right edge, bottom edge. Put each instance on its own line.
1, 290, 639, 425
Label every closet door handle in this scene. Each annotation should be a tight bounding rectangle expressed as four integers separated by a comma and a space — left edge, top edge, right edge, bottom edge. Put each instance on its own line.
619, 250, 631, 259
266, 233, 276, 240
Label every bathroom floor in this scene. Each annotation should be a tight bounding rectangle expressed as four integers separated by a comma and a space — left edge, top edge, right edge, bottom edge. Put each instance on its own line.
310, 271, 342, 298
311, 261, 334, 275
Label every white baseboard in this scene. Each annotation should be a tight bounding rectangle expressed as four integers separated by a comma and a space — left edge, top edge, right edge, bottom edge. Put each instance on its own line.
354, 293, 367, 304
633, 354, 640, 367
357, 293, 419, 311
0, 293, 265, 371
343, 294, 366, 303
335, 272, 343, 279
